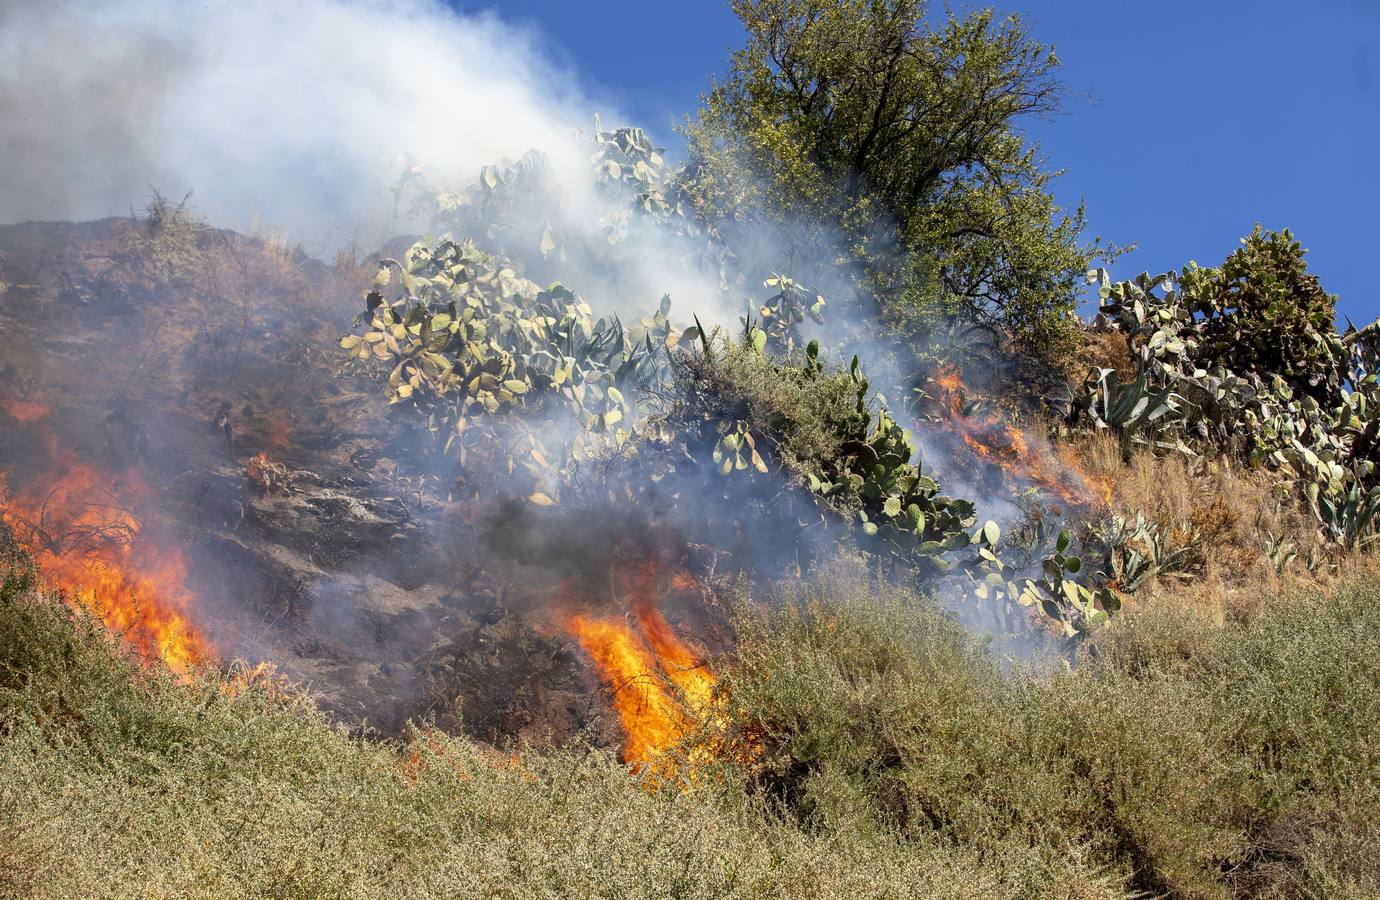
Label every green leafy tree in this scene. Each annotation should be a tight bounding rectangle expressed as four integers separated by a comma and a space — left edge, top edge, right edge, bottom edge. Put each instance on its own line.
683, 0, 1106, 362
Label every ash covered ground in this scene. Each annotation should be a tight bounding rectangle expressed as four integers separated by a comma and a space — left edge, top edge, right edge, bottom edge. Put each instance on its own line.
0, 217, 727, 749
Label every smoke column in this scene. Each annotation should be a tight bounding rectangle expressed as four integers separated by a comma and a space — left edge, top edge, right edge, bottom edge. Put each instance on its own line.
0, 0, 610, 248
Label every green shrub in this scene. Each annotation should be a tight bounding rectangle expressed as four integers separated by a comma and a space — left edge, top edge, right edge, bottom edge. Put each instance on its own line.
713, 569, 1380, 897
665, 336, 979, 568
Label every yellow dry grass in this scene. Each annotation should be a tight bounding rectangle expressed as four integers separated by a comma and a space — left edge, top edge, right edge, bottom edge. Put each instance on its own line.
1068, 433, 1360, 622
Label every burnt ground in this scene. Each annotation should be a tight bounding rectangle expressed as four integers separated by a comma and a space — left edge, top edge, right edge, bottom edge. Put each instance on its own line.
0, 217, 723, 749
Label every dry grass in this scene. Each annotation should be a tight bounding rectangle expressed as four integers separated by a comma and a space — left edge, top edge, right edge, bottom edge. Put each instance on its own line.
1070, 433, 1335, 621
3, 551, 1379, 898
1077, 328, 1136, 381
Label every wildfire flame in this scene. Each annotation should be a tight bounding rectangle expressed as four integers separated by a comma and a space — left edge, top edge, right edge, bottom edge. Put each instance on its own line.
220, 660, 285, 698
244, 452, 290, 495
0, 398, 52, 423
930, 366, 1113, 509
565, 602, 717, 768
0, 401, 212, 676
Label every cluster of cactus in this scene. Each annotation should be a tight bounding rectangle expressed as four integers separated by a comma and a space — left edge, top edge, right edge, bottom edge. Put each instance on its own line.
824, 350, 977, 562
710, 418, 769, 475
684, 333, 979, 567
679, 331, 1126, 637
393, 119, 742, 302
588, 121, 682, 231
340, 237, 696, 495
349, 127, 1131, 641
345, 263, 1124, 637
964, 522, 1120, 639
753, 274, 826, 354
1073, 229, 1380, 553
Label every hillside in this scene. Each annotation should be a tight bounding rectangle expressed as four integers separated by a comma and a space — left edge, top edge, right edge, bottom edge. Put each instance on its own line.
3, 543, 1379, 897
3, 3, 1379, 897
0, 215, 642, 746
2, 142, 1379, 900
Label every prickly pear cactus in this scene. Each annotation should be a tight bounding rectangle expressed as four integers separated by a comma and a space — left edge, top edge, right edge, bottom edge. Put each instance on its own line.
1076, 228, 1380, 553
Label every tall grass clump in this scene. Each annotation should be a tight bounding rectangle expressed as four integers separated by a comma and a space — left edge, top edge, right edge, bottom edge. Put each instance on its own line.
713, 568, 1380, 898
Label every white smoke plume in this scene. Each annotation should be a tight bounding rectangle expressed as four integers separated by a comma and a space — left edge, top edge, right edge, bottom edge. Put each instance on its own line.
0, 0, 613, 249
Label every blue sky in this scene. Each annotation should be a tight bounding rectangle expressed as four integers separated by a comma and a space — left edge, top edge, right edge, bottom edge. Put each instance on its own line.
460, 0, 1379, 324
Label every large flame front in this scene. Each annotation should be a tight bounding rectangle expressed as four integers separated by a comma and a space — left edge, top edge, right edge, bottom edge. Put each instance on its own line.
565, 602, 716, 767
0, 403, 212, 676
930, 367, 1112, 509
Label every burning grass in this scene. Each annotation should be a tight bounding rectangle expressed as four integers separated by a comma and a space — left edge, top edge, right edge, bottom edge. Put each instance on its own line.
928, 365, 1113, 510
0, 397, 212, 677
2, 552, 1377, 898
558, 558, 723, 771
0, 461, 211, 677
564, 606, 717, 768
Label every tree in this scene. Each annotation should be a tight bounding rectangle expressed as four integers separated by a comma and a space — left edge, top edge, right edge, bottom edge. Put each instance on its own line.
682, 0, 1105, 364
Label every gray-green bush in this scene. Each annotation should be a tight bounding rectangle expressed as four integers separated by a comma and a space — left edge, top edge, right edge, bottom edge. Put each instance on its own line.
3, 554, 1378, 898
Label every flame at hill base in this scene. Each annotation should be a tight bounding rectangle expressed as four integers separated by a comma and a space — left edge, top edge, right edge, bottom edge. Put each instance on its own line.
565, 602, 717, 768
931, 366, 1113, 509
0, 405, 212, 677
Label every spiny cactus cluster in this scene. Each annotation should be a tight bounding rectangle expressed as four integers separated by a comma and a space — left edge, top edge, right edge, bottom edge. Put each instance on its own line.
344, 124, 1131, 643
1074, 228, 1380, 553
393, 121, 744, 301
681, 335, 979, 567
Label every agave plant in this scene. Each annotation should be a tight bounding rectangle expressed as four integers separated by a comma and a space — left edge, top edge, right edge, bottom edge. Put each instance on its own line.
1090, 512, 1202, 592
1312, 477, 1380, 551
1071, 368, 1185, 460
1261, 531, 1299, 573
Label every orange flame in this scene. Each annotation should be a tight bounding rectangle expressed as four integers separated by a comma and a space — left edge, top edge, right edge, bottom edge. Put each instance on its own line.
565, 605, 716, 768
0, 412, 212, 676
930, 366, 1112, 509
244, 452, 288, 495
0, 398, 52, 423
220, 660, 284, 698
633, 602, 717, 714
264, 410, 293, 454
